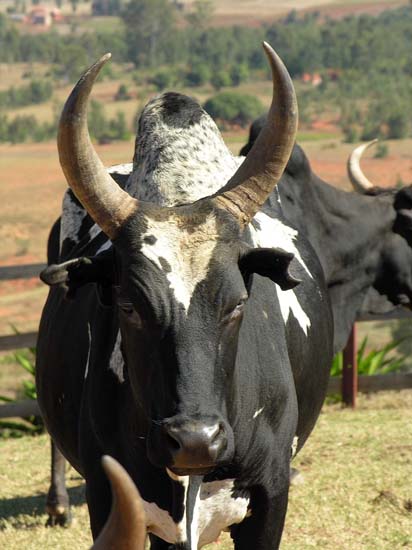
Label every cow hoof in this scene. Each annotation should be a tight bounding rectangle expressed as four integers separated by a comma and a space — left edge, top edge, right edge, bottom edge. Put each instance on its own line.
46, 507, 72, 527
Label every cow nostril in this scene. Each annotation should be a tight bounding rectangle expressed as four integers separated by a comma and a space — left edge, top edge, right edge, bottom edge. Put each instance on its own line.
165, 432, 181, 452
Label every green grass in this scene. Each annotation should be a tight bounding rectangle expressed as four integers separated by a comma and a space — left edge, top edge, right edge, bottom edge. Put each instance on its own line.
0, 391, 411, 549
297, 130, 342, 142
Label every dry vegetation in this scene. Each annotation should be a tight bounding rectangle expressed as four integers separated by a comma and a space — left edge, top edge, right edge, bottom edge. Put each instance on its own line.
0, 391, 411, 549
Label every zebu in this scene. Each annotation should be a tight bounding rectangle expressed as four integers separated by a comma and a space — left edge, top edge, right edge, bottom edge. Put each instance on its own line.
37, 44, 333, 549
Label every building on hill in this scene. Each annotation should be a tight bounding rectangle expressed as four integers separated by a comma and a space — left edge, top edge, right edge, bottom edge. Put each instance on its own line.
25, 6, 63, 28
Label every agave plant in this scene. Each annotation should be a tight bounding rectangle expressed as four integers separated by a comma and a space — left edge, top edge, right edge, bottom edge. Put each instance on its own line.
331, 336, 408, 377
0, 347, 43, 437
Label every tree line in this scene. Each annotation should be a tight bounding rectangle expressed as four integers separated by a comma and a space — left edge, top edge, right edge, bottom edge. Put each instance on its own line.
2, 3, 411, 77
1, 1, 412, 142
0, 100, 130, 144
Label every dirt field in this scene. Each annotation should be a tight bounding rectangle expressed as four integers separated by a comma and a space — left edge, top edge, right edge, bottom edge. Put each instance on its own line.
0, 390, 411, 549
0, 0, 408, 30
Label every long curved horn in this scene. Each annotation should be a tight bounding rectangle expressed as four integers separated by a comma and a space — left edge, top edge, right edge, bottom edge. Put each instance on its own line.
91, 456, 147, 550
58, 55, 138, 239
347, 139, 378, 193
213, 42, 298, 227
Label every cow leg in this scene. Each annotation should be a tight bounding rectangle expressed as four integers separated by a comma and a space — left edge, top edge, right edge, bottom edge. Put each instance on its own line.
46, 439, 72, 526
230, 485, 289, 550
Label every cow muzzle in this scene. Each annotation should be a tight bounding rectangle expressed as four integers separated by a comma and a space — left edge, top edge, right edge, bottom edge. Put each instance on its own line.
151, 416, 230, 475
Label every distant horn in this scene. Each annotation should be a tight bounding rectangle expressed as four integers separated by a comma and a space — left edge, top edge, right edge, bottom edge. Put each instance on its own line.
347, 139, 378, 193
58, 55, 138, 239
214, 42, 298, 227
91, 456, 147, 550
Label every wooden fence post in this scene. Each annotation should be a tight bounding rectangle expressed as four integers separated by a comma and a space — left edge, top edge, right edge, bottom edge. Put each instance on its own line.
342, 324, 358, 407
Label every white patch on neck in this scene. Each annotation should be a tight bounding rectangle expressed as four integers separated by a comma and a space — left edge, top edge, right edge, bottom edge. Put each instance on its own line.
249, 211, 312, 335
141, 212, 219, 311
142, 478, 249, 548
276, 286, 311, 335
250, 212, 312, 279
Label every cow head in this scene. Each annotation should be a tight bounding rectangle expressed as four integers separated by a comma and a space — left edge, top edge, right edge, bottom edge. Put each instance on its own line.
57, 44, 298, 475
348, 140, 412, 309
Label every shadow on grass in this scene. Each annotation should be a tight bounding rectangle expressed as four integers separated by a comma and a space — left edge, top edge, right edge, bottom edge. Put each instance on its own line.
0, 483, 85, 528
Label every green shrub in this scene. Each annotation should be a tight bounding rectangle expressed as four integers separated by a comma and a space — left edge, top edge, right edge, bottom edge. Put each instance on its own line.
185, 63, 211, 87
210, 70, 231, 91
0, 347, 43, 438
114, 84, 131, 101
229, 63, 249, 86
203, 92, 264, 127
0, 80, 53, 110
150, 68, 178, 91
374, 142, 389, 158
331, 336, 407, 377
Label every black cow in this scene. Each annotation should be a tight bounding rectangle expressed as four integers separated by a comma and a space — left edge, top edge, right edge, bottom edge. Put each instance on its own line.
241, 117, 412, 353
37, 44, 333, 549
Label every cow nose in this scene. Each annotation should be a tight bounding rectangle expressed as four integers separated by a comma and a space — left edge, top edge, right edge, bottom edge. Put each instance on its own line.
163, 419, 227, 471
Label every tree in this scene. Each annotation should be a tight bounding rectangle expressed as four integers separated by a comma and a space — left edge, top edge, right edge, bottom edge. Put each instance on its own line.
185, 0, 215, 31
203, 92, 264, 127
114, 84, 131, 101
210, 70, 231, 91
185, 62, 211, 87
121, 0, 177, 67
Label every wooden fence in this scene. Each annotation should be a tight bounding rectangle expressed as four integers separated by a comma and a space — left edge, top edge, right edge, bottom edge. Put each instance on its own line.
0, 263, 412, 419
0, 263, 45, 419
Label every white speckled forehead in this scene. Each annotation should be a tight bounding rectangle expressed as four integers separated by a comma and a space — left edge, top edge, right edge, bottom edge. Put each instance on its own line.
141, 211, 221, 312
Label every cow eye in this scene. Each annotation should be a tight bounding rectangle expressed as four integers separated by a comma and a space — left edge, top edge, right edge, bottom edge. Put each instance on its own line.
118, 300, 134, 316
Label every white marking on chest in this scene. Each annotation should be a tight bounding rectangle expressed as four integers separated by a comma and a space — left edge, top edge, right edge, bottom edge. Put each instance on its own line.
109, 330, 124, 380
291, 435, 299, 459
84, 323, 91, 379
141, 213, 219, 311
253, 407, 264, 419
143, 479, 249, 548
250, 212, 312, 335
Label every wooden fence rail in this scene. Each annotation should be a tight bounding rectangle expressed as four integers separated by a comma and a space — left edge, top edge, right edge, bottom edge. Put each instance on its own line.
0, 263, 412, 418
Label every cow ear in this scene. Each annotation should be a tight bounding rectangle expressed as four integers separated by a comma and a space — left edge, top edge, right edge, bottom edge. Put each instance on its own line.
239, 246, 301, 290
40, 250, 115, 300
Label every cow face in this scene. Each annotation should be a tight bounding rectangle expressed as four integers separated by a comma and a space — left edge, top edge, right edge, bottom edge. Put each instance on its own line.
112, 203, 297, 474
347, 143, 412, 308
373, 188, 412, 308
114, 204, 243, 474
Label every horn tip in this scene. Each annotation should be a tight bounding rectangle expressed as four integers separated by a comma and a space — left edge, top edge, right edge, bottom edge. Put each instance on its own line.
262, 41, 275, 56
101, 454, 115, 473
